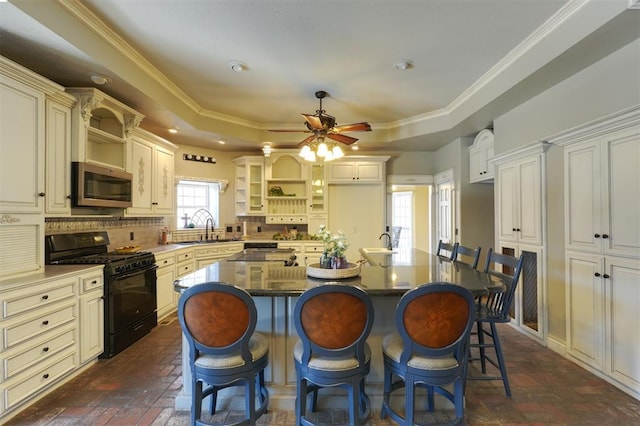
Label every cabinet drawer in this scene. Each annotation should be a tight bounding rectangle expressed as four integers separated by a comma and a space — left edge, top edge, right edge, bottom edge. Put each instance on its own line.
303, 244, 324, 254
175, 250, 194, 263
2, 303, 75, 351
155, 254, 175, 269
3, 349, 76, 412
175, 262, 195, 278
81, 274, 103, 293
1, 326, 75, 382
2, 279, 75, 320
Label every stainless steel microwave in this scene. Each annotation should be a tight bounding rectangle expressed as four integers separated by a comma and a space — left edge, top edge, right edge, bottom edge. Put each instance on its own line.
72, 162, 133, 208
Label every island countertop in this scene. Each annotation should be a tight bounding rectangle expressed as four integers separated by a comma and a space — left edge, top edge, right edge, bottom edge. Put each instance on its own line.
174, 248, 504, 297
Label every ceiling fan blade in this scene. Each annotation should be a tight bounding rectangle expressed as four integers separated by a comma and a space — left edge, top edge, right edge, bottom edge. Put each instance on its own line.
298, 135, 317, 146
268, 129, 312, 133
332, 122, 372, 133
302, 113, 324, 130
327, 133, 358, 145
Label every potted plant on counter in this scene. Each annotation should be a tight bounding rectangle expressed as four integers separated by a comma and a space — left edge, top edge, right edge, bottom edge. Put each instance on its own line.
317, 225, 349, 269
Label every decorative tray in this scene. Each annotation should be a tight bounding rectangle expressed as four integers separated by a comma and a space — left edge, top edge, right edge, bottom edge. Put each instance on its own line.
306, 262, 361, 280
114, 245, 142, 254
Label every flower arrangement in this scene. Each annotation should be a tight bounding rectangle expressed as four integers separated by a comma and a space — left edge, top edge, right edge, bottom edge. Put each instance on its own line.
317, 225, 349, 268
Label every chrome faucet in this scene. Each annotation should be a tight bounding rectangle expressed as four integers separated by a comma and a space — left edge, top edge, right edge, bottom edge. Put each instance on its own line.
205, 218, 215, 240
379, 232, 392, 250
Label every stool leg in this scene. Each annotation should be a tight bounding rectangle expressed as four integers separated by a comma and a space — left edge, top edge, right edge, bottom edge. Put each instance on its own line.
477, 321, 487, 373
405, 375, 415, 426
491, 322, 511, 397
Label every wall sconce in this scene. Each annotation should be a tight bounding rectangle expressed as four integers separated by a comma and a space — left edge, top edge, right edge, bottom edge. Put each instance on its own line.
183, 154, 216, 164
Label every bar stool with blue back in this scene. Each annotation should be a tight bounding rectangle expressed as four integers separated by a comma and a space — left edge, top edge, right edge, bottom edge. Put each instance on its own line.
454, 244, 481, 269
177, 282, 269, 426
381, 282, 476, 425
293, 283, 375, 426
436, 240, 458, 261
467, 248, 524, 396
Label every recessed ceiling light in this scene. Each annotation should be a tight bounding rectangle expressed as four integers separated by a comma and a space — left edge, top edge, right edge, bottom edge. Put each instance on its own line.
90, 74, 109, 85
218, 139, 226, 145
168, 128, 178, 134
227, 61, 248, 72
394, 60, 413, 71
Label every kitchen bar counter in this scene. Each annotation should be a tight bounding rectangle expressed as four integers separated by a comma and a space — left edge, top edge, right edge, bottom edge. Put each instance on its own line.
173, 249, 505, 412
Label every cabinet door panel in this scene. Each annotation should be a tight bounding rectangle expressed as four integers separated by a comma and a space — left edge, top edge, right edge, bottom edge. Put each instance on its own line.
518, 157, 542, 246
45, 100, 72, 214
128, 139, 153, 214
328, 163, 355, 182
565, 140, 601, 253
154, 147, 174, 214
497, 164, 517, 242
605, 256, 640, 391
605, 131, 640, 258
566, 253, 604, 369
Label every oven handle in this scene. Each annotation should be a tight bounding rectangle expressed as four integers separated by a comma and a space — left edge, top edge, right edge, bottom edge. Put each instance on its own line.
112, 264, 158, 281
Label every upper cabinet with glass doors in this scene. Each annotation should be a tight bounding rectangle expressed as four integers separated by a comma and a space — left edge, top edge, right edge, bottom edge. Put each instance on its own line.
233, 156, 265, 216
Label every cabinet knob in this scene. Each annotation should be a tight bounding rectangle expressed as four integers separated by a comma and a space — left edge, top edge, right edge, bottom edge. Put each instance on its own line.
603, 274, 610, 279
42, 320, 49, 326
602, 234, 609, 239
43, 374, 50, 379
516, 228, 521, 232
38, 192, 45, 197
152, 202, 158, 205
594, 234, 600, 238
512, 228, 516, 231
594, 272, 601, 277
66, 195, 72, 199
42, 347, 49, 352
42, 295, 49, 300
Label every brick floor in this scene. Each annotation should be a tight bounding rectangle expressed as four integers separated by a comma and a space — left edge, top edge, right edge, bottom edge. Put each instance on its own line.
5, 315, 640, 425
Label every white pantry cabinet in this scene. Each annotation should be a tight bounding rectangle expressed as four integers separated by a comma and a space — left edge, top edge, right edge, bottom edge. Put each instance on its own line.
562, 126, 640, 258
126, 129, 178, 216
550, 107, 640, 399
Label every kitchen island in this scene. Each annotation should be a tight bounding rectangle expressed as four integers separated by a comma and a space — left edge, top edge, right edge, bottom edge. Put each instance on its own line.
173, 248, 505, 411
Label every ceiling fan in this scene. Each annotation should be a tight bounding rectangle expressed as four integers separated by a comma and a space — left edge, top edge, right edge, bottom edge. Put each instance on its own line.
269, 90, 372, 147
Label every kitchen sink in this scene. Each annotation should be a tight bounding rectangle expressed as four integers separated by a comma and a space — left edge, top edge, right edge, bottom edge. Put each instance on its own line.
176, 239, 235, 245
359, 247, 397, 255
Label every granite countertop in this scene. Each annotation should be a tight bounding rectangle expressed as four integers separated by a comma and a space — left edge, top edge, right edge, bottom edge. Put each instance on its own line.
175, 249, 505, 298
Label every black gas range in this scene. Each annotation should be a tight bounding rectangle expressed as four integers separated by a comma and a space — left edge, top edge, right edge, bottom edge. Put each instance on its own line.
45, 232, 158, 358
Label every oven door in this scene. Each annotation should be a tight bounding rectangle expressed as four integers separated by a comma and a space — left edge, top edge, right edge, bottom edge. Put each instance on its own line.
109, 265, 158, 333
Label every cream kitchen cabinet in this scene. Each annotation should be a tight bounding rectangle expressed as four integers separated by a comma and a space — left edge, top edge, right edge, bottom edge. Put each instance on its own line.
550, 108, 640, 399
45, 93, 76, 215
155, 251, 176, 321
561, 126, 640, 259
495, 145, 547, 246
78, 270, 104, 364
194, 242, 243, 269
565, 252, 640, 396
0, 57, 47, 214
0, 266, 103, 420
327, 159, 384, 183
234, 157, 265, 216
67, 88, 144, 171
308, 163, 327, 232
469, 128, 495, 183
126, 129, 178, 216
265, 153, 308, 223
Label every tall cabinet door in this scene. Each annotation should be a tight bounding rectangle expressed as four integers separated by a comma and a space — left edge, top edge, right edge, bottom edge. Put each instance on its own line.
564, 139, 602, 253
517, 156, 543, 245
604, 128, 640, 258
154, 146, 175, 215
128, 138, 154, 215
496, 163, 517, 242
566, 251, 604, 370
605, 256, 640, 392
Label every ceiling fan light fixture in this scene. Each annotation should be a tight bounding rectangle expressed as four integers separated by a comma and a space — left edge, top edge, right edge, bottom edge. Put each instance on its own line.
90, 74, 109, 85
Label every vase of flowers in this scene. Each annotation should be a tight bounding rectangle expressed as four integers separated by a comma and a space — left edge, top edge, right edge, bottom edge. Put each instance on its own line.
317, 225, 349, 269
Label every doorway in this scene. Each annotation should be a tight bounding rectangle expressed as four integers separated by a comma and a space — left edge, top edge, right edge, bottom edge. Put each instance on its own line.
389, 183, 431, 252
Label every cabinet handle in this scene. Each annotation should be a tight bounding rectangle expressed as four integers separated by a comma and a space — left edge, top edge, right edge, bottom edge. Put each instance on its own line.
42, 347, 49, 352
91, 280, 97, 284
603, 274, 610, 279
602, 234, 609, 239
38, 192, 45, 197
594, 272, 601, 277
43, 374, 50, 379
42, 320, 49, 326
42, 295, 49, 300
512, 228, 517, 231
594, 234, 600, 238
516, 228, 521, 232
